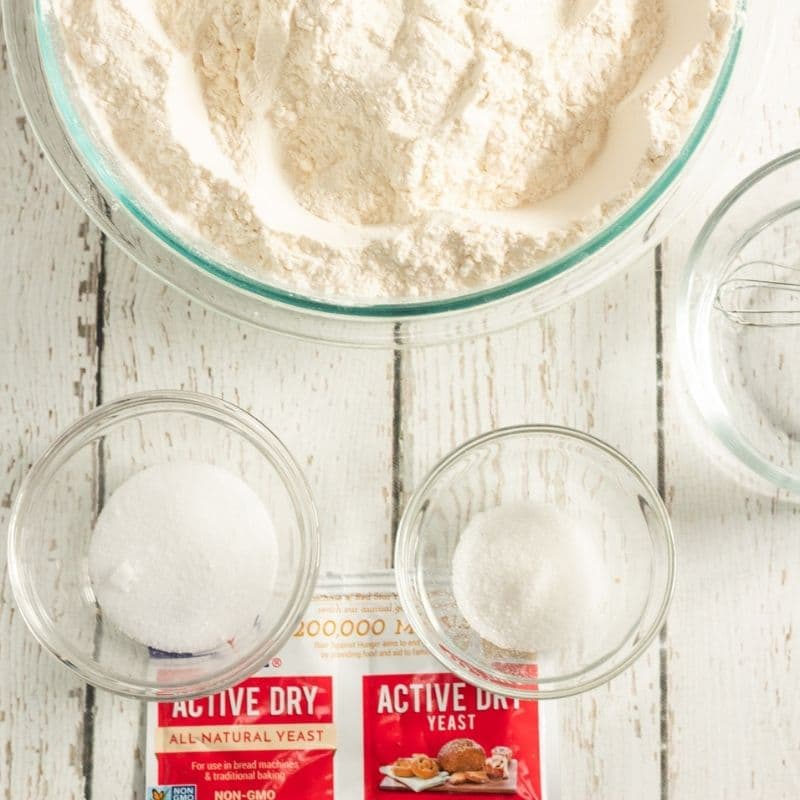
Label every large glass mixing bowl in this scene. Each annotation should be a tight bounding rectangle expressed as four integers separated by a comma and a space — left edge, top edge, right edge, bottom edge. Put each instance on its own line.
4, 0, 775, 346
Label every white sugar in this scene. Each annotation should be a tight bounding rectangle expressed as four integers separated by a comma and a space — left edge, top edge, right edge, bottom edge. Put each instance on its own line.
452, 502, 608, 653
88, 461, 277, 654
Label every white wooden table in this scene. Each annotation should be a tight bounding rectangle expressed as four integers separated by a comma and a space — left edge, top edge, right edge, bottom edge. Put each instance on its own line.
3, 9, 800, 798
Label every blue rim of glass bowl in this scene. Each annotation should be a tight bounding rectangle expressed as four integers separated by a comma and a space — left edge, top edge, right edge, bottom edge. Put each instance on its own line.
36, 0, 743, 319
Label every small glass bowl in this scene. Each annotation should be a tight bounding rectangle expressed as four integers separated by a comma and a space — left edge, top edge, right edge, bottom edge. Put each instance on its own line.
679, 150, 800, 493
7, 391, 319, 700
395, 426, 674, 700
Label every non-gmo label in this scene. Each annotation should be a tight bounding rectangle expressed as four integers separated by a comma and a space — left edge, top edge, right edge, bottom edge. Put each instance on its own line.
148, 786, 196, 800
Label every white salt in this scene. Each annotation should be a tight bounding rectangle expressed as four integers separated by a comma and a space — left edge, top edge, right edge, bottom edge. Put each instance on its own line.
451, 502, 608, 653
88, 461, 277, 653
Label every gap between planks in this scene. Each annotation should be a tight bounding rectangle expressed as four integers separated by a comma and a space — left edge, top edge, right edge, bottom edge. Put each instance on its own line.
81, 230, 107, 800
654, 242, 670, 800
390, 322, 404, 561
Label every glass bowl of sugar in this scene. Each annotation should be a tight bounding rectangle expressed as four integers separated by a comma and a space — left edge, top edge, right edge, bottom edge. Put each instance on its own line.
394, 425, 674, 700
7, 391, 319, 700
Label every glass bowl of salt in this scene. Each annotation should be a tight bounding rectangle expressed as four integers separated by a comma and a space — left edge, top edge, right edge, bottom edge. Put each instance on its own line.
394, 425, 674, 700
7, 390, 319, 700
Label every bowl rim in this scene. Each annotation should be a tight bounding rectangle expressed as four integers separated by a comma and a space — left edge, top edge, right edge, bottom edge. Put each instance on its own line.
23, 0, 744, 320
678, 148, 800, 494
394, 424, 676, 700
6, 389, 320, 700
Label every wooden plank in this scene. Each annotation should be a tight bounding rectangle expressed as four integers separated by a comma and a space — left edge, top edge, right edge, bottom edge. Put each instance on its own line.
98, 252, 397, 574
661, 9, 800, 798
87, 246, 397, 796
0, 15, 102, 798
399, 255, 662, 799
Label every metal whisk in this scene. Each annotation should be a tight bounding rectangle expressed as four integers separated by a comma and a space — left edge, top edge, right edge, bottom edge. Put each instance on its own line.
714, 260, 800, 327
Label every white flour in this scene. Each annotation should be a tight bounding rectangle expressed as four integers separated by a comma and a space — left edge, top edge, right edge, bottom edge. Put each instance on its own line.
52, 0, 734, 300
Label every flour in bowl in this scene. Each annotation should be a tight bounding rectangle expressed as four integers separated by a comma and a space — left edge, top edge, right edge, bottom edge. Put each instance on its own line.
50, 0, 734, 299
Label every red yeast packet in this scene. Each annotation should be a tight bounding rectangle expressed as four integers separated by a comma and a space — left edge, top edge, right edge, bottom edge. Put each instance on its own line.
146, 573, 558, 800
